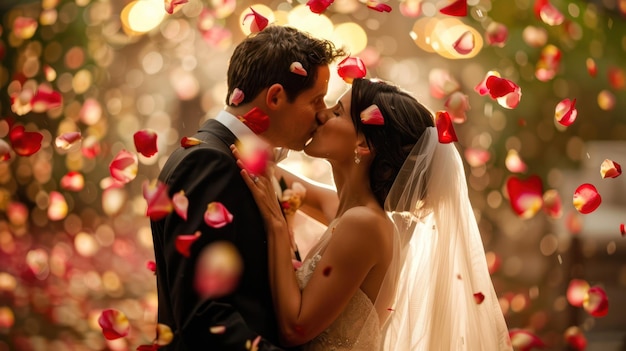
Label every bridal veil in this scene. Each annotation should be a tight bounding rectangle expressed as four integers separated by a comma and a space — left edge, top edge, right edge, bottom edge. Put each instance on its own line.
366, 127, 512, 350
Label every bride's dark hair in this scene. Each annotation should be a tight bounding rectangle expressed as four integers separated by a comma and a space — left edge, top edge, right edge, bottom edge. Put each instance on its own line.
350, 78, 435, 207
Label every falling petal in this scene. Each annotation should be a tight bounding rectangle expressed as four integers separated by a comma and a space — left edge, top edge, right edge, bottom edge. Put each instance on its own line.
485, 251, 501, 274
306, 0, 334, 14
554, 98, 577, 127
597, 90, 616, 111
435, 111, 458, 143
142, 180, 173, 221
155, 323, 174, 346
81, 135, 101, 159
485, 21, 508, 47
464, 148, 490, 167
55, 131, 82, 151
8, 201, 29, 227
506, 175, 544, 219
175, 231, 201, 257
181, 136, 204, 148
102, 185, 127, 217
200, 25, 232, 49
474, 71, 500, 96
243, 7, 269, 33
573, 183, 602, 214
30, 86, 62, 113
509, 329, 545, 351
336, 56, 367, 84
535, 0, 564, 26
399, 0, 422, 17
444, 91, 470, 123
600, 159, 622, 179
366, 2, 392, 12
473, 292, 485, 304
566, 279, 590, 307
9, 125, 43, 156
79, 98, 103, 125
172, 190, 189, 221
608, 66, 625, 90
586, 58, 597, 77
164, 0, 188, 14
238, 107, 270, 134
204, 202, 234, 228
12, 16, 38, 39
229, 88, 244, 106
43, 64, 56, 81
542, 189, 562, 219
194, 241, 243, 299
439, 0, 467, 16
146, 261, 157, 273
485, 75, 515, 98
98, 309, 130, 340
360, 104, 385, 125
210, 325, 226, 334
289, 62, 308, 77
134, 129, 158, 157
565, 210, 582, 234
47, 191, 68, 221
109, 149, 138, 184
583, 286, 609, 317
452, 31, 474, 55
26, 249, 49, 278
535, 44, 561, 82
505, 149, 527, 173
236, 135, 271, 175
620, 223, 625, 237
564, 326, 587, 351
431, 68, 461, 99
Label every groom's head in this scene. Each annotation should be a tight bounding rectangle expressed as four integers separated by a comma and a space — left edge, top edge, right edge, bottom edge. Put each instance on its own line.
226, 25, 344, 150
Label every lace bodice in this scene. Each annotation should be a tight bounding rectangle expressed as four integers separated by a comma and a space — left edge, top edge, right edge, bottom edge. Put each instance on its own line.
295, 226, 381, 351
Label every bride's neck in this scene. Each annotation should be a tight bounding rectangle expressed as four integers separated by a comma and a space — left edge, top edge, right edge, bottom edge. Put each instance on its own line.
331, 162, 377, 217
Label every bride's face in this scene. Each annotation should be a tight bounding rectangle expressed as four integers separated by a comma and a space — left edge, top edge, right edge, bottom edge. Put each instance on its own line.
303, 89, 358, 162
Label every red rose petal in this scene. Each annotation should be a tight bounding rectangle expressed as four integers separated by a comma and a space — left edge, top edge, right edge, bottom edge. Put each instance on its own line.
243, 7, 269, 33
600, 159, 622, 179
175, 231, 201, 257
439, 0, 467, 16
306, 0, 334, 14
142, 180, 173, 221
473, 292, 485, 304
554, 98, 577, 126
194, 241, 243, 299
566, 279, 590, 307
109, 149, 138, 184
564, 326, 587, 351
9, 125, 43, 156
134, 129, 158, 157
573, 183, 602, 214
98, 309, 130, 340
542, 189, 562, 219
435, 111, 458, 144
337, 56, 367, 84
164, 0, 188, 14
509, 329, 545, 351
452, 31, 474, 55
583, 286, 609, 317
172, 190, 189, 221
506, 175, 544, 219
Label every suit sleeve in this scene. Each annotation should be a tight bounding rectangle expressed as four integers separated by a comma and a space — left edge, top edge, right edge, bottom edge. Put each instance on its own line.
155, 146, 284, 350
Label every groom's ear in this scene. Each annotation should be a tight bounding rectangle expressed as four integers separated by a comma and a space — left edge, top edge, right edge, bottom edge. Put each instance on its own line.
265, 84, 286, 110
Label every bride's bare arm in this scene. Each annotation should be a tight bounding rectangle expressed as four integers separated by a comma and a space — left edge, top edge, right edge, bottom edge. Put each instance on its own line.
274, 165, 338, 225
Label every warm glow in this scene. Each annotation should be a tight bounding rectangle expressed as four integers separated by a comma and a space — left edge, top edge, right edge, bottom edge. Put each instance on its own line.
287, 5, 334, 41
121, 0, 166, 35
332, 22, 367, 55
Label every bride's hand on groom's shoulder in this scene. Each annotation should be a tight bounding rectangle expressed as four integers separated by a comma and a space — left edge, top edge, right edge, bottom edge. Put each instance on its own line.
230, 144, 286, 230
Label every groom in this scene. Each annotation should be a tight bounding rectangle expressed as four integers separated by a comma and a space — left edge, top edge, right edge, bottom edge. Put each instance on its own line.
151, 25, 344, 350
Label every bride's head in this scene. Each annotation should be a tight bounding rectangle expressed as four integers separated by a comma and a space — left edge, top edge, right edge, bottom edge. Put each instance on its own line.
305, 78, 435, 206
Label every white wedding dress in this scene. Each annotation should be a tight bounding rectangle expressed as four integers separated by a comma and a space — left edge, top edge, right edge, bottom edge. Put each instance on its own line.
295, 220, 381, 351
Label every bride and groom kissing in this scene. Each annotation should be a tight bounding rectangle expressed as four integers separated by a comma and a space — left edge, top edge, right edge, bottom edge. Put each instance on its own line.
150, 25, 512, 350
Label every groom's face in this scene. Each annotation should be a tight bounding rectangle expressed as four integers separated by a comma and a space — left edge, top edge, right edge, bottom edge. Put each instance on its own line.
271, 65, 330, 151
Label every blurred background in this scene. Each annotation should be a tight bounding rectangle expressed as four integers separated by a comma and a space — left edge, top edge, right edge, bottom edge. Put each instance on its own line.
0, 0, 625, 350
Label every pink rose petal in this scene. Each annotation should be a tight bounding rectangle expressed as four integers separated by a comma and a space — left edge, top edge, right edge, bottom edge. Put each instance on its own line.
555, 98, 577, 126
164, 0, 188, 14
172, 190, 189, 221
505, 149, 527, 173
583, 286, 609, 317
485, 21, 508, 47
243, 7, 269, 33
194, 241, 243, 299
229, 88, 244, 106
109, 149, 138, 184
55, 132, 82, 151
142, 180, 173, 221
566, 279, 590, 307
464, 148, 490, 167
600, 159, 622, 179
360, 104, 385, 125
444, 91, 470, 123
509, 329, 545, 351
452, 31, 474, 55
431, 69, 461, 99
98, 309, 130, 340
204, 202, 234, 228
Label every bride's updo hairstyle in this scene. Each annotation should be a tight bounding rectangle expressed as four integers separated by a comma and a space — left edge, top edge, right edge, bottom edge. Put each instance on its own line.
350, 78, 435, 207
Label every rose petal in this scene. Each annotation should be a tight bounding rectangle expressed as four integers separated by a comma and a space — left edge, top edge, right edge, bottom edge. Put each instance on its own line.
289, 61, 308, 77
98, 309, 130, 340
399, 0, 422, 17
12, 16, 38, 39
444, 91, 470, 123
608, 66, 625, 90
172, 190, 189, 221
534, 0, 564, 26
9, 125, 43, 157
566, 279, 590, 307
509, 329, 545, 351
600, 159, 622, 179
573, 183, 602, 214
210, 325, 226, 334
366, 2, 392, 12
360, 104, 385, 125
175, 231, 201, 257
535, 44, 561, 82
48, 191, 68, 221
0, 139, 12, 161
60, 171, 85, 192
243, 7, 269, 33
452, 31, 474, 55
505, 149, 527, 173
564, 326, 587, 351
506, 175, 544, 219
229, 88, 244, 106
238, 107, 270, 134
337, 56, 367, 84
142, 180, 173, 221
109, 150, 138, 184
236, 136, 271, 175
155, 323, 174, 346
542, 189, 562, 219
146, 260, 157, 273
55, 132, 82, 151
134, 129, 158, 158
439, 0, 467, 16
583, 286, 609, 317
81, 135, 101, 158
554, 98, 577, 126
435, 111, 458, 144
464, 148, 490, 167
586, 58, 597, 77
30, 87, 62, 113
431, 68, 461, 99
306, 0, 334, 14
485, 21, 508, 47
194, 241, 243, 299
486, 75, 515, 98
204, 202, 234, 228
620, 223, 625, 237
181, 136, 203, 148
473, 292, 485, 304
164, 0, 188, 14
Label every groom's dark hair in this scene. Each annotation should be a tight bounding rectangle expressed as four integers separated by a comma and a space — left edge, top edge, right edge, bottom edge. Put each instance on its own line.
226, 25, 344, 106
350, 78, 435, 207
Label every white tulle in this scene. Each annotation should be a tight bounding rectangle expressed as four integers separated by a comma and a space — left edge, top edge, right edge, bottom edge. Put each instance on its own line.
376, 127, 512, 350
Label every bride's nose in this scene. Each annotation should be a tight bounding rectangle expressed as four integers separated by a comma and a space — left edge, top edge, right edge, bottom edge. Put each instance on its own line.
315, 108, 332, 125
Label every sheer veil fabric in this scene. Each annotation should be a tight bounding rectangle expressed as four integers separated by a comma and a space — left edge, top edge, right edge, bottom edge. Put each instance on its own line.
365, 127, 512, 350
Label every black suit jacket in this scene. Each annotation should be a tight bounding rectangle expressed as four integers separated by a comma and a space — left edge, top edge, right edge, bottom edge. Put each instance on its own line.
151, 119, 288, 350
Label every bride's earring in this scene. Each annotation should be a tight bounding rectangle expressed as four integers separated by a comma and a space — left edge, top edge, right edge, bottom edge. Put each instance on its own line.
354, 149, 361, 164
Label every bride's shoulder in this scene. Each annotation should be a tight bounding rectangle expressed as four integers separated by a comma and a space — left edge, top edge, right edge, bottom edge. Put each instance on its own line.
338, 206, 394, 236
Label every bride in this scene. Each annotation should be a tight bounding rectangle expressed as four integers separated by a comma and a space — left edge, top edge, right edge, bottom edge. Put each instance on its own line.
233, 78, 512, 350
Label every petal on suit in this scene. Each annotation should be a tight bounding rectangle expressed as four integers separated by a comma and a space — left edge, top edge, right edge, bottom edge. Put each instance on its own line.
172, 190, 189, 221
204, 202, 234, 228
194, 241, 243, 299
175, 231, 201, 257
142, 180, 173, 220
